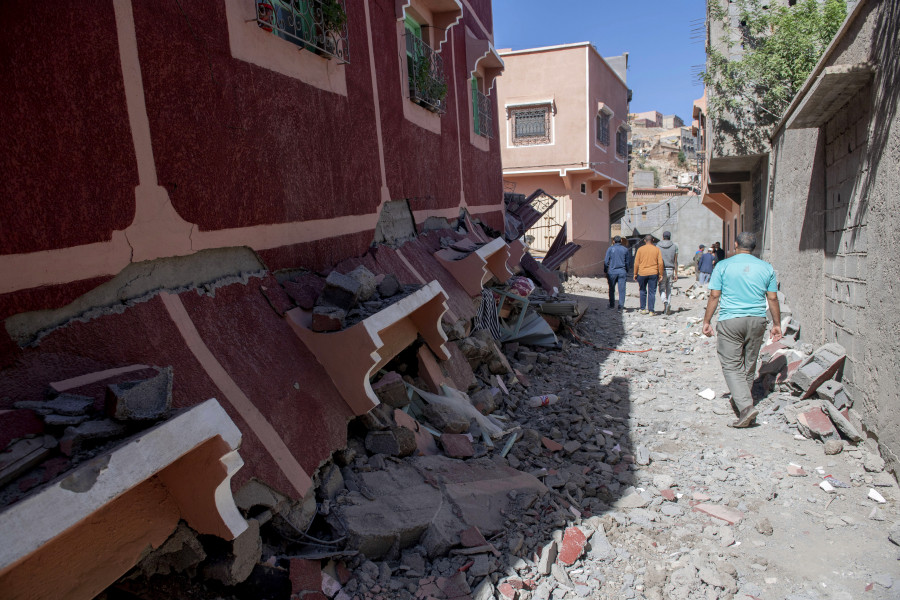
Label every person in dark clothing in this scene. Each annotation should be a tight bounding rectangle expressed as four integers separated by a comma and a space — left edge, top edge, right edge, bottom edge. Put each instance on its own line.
714, 242, 726, 263
697, 248, 715, 285
604, 236, 632, 310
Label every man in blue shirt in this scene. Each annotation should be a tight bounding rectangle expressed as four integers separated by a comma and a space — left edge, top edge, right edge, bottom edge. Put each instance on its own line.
604, 236, 632, 310
702, 232, 783, 428
697, 248, 715, 285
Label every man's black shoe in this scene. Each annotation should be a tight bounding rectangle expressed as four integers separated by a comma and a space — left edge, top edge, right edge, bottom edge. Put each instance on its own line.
730, 407, 759, 428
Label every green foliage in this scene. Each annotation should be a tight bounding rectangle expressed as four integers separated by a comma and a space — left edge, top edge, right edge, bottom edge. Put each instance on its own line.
320, 0, 347, 32
677, 151, 687, 167
704, 0, 846, 154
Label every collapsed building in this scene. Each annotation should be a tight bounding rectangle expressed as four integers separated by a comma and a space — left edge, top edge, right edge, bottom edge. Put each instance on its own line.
0, 1, 597, 597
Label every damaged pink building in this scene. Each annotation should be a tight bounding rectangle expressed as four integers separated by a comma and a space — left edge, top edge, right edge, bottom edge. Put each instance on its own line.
0, 0, 518, 596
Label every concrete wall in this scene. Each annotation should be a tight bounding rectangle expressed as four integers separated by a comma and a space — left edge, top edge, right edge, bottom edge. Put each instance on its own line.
621, 196, 722, 266
766, 0, 900, 473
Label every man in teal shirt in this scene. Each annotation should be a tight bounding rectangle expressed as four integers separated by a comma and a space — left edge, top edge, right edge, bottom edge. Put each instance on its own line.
702, 232, 783, 428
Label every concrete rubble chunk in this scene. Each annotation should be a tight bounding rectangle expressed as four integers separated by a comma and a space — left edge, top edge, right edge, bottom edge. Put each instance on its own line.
371, 372, 409, 408
140, 523, 207, 577
863, 452, 886, 473
320, 270, 362, 310
377, 273, 401, 298
796, 407, 839, 441
693, 503, 744, 525
105, 367, 173, 421
364, 427, 416, 458
790, 342, 846, 398
557, 526, 587, 565
44, 394, 95, 416
821, 401, 862, 442
816, 379, 851, 409
43, 414, 89, 427
347, 265, 378, 302
440, 433, 474, 458
423, 402, 470, 434
0, 437, 54, 487
59, 419, 128, 456
203, 518, 261, 586
283, 273, 325, 310
311, 305, 346, 332
537, 540, 558, 575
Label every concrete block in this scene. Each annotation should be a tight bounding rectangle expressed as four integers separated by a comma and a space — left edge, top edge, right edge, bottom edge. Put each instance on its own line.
320, 271, 361, 310
371, 372, 409, 408
347, 265, 377, 302
364, 428, 416, 458
440, 433, 474, 458
140, 522, 206, 577
792, 343, 846, 398
316, 463, 345, 501
822, 402, 862, 442
105, 367, 173, 421
817, 380, 852, 410
44, 394, 96, 416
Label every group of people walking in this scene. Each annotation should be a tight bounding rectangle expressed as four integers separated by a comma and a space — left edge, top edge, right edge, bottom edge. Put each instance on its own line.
603, 231, 678, 315
603, 230, 783, 429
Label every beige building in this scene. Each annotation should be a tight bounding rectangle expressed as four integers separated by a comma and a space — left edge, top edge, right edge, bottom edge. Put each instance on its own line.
497, 42, 630, 276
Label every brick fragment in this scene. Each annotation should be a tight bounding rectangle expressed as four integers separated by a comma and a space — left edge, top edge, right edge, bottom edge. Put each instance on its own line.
311, 306, 346, 332
557, 526, 587, 565
372, 371, 409, 408
320, 271, 361, 310
440, 433, 474, 458
796, 407, 839, 441
541, 437, 563, 453
693, 503, 744, 525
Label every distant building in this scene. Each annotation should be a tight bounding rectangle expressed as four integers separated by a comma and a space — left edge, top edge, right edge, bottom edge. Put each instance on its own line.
662, 114, 684, 128
629, 110, 663, 128
497, 42, 630, 276
620, 195, 722, 265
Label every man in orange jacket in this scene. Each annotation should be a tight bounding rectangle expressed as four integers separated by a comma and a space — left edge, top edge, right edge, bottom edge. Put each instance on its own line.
633, 235, 664, 314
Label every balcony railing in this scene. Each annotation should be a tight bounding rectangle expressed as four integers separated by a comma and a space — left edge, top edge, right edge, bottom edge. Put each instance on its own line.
256, 0, 350, 63
474, 89, 493, 138
406, 34, 447, 114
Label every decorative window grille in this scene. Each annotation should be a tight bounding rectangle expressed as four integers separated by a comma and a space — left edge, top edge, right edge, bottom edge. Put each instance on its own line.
511, 106, 551, 145
473, 87, 493, 138
406, 33, 447, 114
596, 113, 610, 146
255, 0, 350, 63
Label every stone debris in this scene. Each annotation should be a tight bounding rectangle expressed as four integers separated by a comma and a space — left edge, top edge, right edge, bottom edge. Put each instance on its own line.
105, 367, 173, 421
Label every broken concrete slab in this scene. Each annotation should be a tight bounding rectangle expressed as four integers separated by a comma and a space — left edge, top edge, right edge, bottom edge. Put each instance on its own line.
364, 428, 416, 458
796, 407, 839, 442
203, 518, 261, 586
105, 367, 173, 421
423, 402, 470, 434
59, 419, 128, 456
693, 503, 744, 525
817, 379, 852, 410
0, 436, 56, 488
821, 401, 862, 442
311, 305, 346, 332
44, 394, 96, 416
791, 343, 846, 398
140, 522, 207, 577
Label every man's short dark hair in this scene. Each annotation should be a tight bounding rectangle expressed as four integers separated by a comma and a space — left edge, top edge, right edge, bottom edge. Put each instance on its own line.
699, 244, 705, 249
613, 235, 621, 244
662, 231, 671, 239
644, 235, 653, 242
736, 231, 757, 250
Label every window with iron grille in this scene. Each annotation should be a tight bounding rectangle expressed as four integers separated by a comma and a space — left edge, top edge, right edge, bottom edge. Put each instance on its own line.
596, 112, 610, 146
405, 16, 446, 113
255, 0, 350, 63
511, 106, 551, 145
616, 128, 627, 157
472, 79, 493, 138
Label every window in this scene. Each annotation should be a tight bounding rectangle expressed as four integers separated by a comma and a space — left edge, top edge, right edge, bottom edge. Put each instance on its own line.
596, 112, 610, 146
511, 105, 551, 145
616, 128, 628, 157
255, 0, 350, 63
598, 190, 603, 200
472, 78, 492, 138
405, 13, 447, 113
580, 183, 587, 194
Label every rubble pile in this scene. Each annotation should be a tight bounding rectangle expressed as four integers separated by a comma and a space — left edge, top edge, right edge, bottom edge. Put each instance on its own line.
0, 366, 172, 506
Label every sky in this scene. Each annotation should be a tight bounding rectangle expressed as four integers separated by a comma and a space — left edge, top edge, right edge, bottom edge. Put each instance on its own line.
492, 0, 707, 121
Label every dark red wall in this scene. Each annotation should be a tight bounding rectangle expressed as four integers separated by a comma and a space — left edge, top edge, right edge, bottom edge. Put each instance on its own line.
0, 1, 138, 254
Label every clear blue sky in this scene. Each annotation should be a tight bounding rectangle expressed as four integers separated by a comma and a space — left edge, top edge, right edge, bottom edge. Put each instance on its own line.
492, 0, 707, 120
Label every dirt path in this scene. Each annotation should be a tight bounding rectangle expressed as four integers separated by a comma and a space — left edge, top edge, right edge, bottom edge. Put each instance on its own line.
524, 276, 900, 599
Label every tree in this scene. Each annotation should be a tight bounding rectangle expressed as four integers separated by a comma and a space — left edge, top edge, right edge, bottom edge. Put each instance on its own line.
677, 151, 687, 167
704, 0, 846, 154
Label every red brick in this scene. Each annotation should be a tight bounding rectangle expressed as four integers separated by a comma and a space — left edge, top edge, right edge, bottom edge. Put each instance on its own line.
335, 561, 353, 586
557, 526, 587, 565
660, 489, 676, 501
289, 558, 321, 593
440, 433, 474, 458
541, 437, 563, 452
497, 582, 518, 599
693, 503, 744, 525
